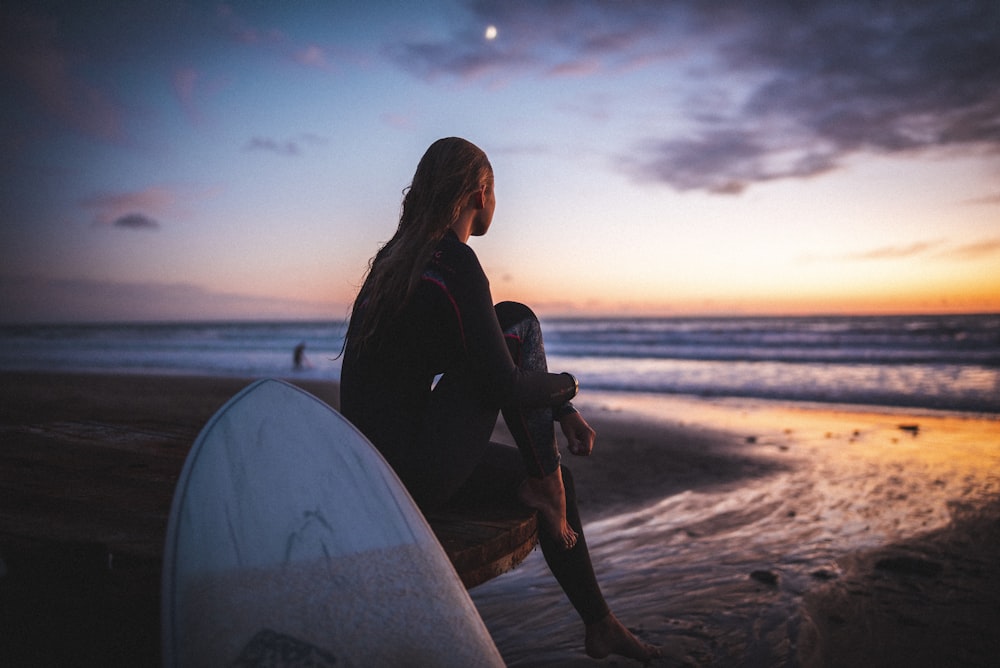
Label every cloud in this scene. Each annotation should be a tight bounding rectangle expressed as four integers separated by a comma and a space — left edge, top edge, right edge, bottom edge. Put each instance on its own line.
937, 237, 1000, 261
547, 59, 601, 78
83, 186, 178, 227
299, 133, 329, 146
381, 113, 415, 130
963, 192, 1000, 206
294, 44, 332, 70
216, 5, 340, 72
637, 1, 1000, 193
491, 142, 552, 157
113, 214, 160, 230
171, 67, 203, 124
385, 1, 675, 82
623, 129, 839, 194
245, 137, 301, 156
215, 4, 283, 46
852, 237, 1000, 262
803, 237, 1000, 264
0, 9, 125, 141
388, 1, 1000, 194
847, 241, 940, 261
798, 240, 942, 264
81, 184, 217, 229
172, 67, 227, 125
244, 134, 327, 156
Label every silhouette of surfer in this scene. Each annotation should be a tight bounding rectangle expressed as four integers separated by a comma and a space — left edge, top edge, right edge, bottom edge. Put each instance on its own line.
293, 342, 309, 370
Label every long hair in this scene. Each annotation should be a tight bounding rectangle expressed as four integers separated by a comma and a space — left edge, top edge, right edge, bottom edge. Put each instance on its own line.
347, 137, 493, 352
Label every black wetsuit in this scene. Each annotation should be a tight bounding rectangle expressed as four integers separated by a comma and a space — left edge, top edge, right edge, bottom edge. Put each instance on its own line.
341, 231, 577, 499
341, 230, 610, 624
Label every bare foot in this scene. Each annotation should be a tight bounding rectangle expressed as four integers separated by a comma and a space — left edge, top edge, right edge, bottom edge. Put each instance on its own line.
518, 468, 578, 550
585, 613, 661, 665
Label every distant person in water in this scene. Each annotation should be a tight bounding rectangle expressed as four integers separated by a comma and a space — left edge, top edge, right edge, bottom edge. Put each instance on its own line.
293, 342, 308, 370
340, 137, 659, 663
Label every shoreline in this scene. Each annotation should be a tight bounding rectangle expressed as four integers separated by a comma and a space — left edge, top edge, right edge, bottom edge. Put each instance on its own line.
5, 364, 998, 421
482, 390, 1000, 666
1, 371, 998, 666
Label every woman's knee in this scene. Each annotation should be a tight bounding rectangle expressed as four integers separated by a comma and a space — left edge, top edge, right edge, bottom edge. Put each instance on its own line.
495, 301, 538, 330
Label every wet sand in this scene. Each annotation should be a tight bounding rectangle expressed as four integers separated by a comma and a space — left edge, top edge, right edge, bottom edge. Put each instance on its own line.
479, 393, 1000, 666
1, 373, 998, 666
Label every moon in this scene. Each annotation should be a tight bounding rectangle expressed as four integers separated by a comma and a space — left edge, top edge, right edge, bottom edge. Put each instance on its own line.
484, 25, 497, 40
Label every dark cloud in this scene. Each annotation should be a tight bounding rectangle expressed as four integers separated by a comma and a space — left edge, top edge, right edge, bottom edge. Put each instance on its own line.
721, 5, 999, 147
625, 130, 839, 195
299, 133, 329, 146
245, 137, 301, 156
637, 1, 1000, 193
112, 213, 160, 230
81, 186, 180, 227
244, 133, 328, 156
389, 0, 1000, 194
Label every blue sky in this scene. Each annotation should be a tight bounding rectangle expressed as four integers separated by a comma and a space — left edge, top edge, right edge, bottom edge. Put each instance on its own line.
1, 0, 998, 322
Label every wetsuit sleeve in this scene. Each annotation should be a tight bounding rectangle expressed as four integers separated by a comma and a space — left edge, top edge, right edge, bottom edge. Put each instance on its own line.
448, 245, 577, 408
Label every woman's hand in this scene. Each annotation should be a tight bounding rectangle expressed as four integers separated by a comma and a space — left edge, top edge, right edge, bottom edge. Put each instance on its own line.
559, 411, 596, 456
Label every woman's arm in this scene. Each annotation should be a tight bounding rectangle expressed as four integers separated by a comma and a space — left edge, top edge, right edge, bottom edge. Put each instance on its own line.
447, 243, 577, 408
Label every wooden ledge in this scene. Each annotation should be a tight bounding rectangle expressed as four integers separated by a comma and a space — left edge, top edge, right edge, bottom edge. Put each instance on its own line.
428, 505, 538, 589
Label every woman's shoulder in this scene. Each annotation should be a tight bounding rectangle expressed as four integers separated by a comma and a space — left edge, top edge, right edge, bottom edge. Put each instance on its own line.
431, 231, 485, 276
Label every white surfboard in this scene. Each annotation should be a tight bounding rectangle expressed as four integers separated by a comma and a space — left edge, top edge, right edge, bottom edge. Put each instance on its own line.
161, 378, 504, 667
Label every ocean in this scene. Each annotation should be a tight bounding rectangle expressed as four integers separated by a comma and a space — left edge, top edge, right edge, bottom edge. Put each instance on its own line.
1, 313, 997, 415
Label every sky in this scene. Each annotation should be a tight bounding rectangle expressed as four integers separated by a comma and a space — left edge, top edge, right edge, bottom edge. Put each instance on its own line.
1, 0, 998, 323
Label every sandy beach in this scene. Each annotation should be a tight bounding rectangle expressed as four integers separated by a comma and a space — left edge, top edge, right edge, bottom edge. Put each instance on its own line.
1, 372, 998, 666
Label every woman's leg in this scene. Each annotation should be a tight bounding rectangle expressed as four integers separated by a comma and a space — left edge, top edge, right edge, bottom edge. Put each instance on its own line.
493, 302, 610, 622
494, 301, 562, 478
406, 302, 558, 508
408, 371, 499, 509
410, 301, 564, 509
455, 304, 660, 662
450, 443, 610, 625
494, 302, 579, 548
